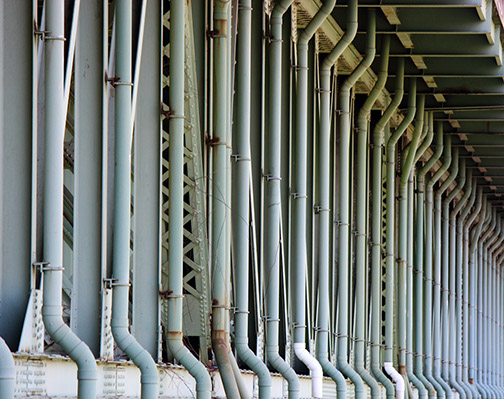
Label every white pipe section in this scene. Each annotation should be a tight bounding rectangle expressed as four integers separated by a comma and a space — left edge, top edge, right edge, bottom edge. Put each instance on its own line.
294, 343, 323, 398
0, 338, 14, 398
385, 361, 405, 399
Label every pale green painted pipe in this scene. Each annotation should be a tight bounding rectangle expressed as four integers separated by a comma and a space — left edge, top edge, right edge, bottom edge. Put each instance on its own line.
432, 129, 453, 399
292, 2, 335, 396
459, 177, 478, 399
316, 4, 358, 398
337, 11, 376, 399
316, 3, 358, 395
211, 1, 241, 397
0, 338, 14, 398
468, 190, 485, 396
441, 148, 459, 386
413, 112, 436, 398
167, 0, 212, 396
42, 1, 98, 397
111, 0, 158, 397
422, 125, 447, 399
398, 92, 426, 398
355, 29, 387, 399
383, 77, 417, 399
447, 158, 467, 399
264, 1, 300, 397
370, 58, 404, 399
232, 0, 271, 397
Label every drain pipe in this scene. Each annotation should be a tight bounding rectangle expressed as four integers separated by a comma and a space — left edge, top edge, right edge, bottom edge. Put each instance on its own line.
354, 29, 388, 399
211, 1, 241, 397
316, 2, 358, 396
468, 190, 485, 397
440, 147, 460, 390
422, 124, 447, 399
166, 0, 212, 397
384, 78, 417, 399
398, 91, 424, 399
264, 1, 300, 397
0, 338, 14, 398
111, 0, 158, 397
233, 0, 271, 397
292, 2, 336, 397
337, 10, 376, 399
447, 158, 467, 399
370, 58, 404, 399
432, 129, 453, 399
412, 111, 436, 398
42, 1, 98, 397
459, 178, 479, 399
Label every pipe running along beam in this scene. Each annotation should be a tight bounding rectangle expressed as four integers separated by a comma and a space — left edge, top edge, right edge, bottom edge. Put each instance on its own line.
338, 9, 376, 399
292, 1, 336, 397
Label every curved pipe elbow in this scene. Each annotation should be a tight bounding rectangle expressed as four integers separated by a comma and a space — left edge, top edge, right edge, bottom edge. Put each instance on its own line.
409, 372, 428, 399
42, 310, 98, 382
385, 362, 405, 399
235, 340, 272, 389
0, 337, 15, 398
371, 362, 395, 398
266, 346, 301, 394
356, 363, 381, 398
338, 358, 366, 395
317, 356, 347, 395
112, 325, 158, 387
294, 343, 323, 398
167, 335, 212, 396
450, 376, 467, 399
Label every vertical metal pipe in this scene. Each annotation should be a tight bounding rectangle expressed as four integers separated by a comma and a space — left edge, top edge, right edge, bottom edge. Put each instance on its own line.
423, 125, 447, 399
467, 190, 485, 394
211, 1, 241, 397
355, 27, 388, 399
370, 58, 405, 399
264, 1, 300, 397
292, 3, 336, 397
432, 131, 453, 399
232, 0, 272, 397
111, 0, 159, 397
398, 91, 426, 397
316, 2, 358, 396
384, 77, 417, 399
0, 338, 14, 398
402, 97, 428, 399
440, 148, 459, 391
337, 11, 376, 399
165, 0, 212, 397
447, 158, 467, 399
42, 1, 98, 397
413, 112, 436, 398
459, 178, 479, 399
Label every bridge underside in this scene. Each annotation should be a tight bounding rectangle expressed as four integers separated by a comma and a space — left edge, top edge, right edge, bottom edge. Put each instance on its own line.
1, 0, 504, 398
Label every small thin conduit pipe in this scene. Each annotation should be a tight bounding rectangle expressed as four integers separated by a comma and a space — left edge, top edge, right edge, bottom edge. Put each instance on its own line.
370, 58, 405, 399
355, 30, 389, 399
232, 0, 272, 397
264, 1, 300, 397
422, 125, 447, 399
316, 2, 358, 395
0, 338, 14, 398
398, 93, 426, 399
432, 129, 453, 399
292, 2, 336, 396
111, 0, 159, 397
384, 77, 417, 399
211, 1, 241, 397
447, 158, 467, 399
459, 178, 478, 399
337, 10, 376, 399
42, 1, 98, 398
412, 112, 436, 399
